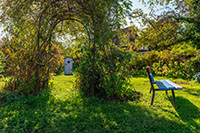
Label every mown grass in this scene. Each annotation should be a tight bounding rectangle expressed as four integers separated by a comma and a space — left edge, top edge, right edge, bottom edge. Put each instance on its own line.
0, 75, 199, 132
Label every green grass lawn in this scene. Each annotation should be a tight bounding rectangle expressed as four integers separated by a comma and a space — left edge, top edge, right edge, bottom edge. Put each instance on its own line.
0, 75, 200, 132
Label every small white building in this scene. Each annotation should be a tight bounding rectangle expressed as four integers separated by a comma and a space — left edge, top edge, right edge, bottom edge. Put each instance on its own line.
64, 57, 73, 75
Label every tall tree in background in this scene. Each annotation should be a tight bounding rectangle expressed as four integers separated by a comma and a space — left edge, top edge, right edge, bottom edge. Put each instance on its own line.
135, 16, 181, 50
143, 0, 200, 48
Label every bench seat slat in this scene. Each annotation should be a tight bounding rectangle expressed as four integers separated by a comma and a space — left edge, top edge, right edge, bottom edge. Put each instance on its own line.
160, 80, 176, 89
164, 80, 183, 90
156, 80, 183, 90
155, 80, 167, 90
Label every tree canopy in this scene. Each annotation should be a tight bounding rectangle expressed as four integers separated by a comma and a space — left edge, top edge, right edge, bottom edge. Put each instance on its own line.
0, 0, 134, 98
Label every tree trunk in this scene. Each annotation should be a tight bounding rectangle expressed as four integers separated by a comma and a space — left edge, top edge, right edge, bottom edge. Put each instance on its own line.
35, 6, 43, 94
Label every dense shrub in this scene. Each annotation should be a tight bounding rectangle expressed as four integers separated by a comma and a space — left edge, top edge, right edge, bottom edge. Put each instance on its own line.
2, 41, 63, 95
0, 60, 6, 78
130, 44, 200, 79
74, 44, 136, 100
55, 63, 64, 75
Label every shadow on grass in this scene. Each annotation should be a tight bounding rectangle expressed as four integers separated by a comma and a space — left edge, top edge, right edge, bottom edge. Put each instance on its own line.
169, 96, 200, 131
183, 88, 200, 97
0, 90, 198, 132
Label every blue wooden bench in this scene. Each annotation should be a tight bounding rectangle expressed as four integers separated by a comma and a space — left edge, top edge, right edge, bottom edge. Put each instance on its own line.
146, 66, 183, 108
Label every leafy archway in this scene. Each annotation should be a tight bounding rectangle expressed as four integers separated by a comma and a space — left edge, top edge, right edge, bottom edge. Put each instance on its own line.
1, 0, 136, 99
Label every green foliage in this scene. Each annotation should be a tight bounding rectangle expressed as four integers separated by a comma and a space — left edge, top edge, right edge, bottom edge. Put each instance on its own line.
74, 44, 135, 100
176, 0, 200, 49
0, 60, 5, 78
135, 18, 181, 50
0, 0, 134, 98
115, 26, 138, 50
130, 44, 200, 79
0, 0, 65, 94
66, 0, 136, 99
145, 0, 200, 49
1, 39, 62, 94
3, 77, 37, 95
0, 75, 199, 132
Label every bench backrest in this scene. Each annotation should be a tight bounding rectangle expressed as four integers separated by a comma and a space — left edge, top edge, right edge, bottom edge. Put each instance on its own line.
146, 66, 155, 89
146, 66, 154, 83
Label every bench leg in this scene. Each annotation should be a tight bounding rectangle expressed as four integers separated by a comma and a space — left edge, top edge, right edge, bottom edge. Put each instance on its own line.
149, 87, 152, 93
151, 90, 155, 105
165, 90, 168, 96
171, 90, 177, 108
